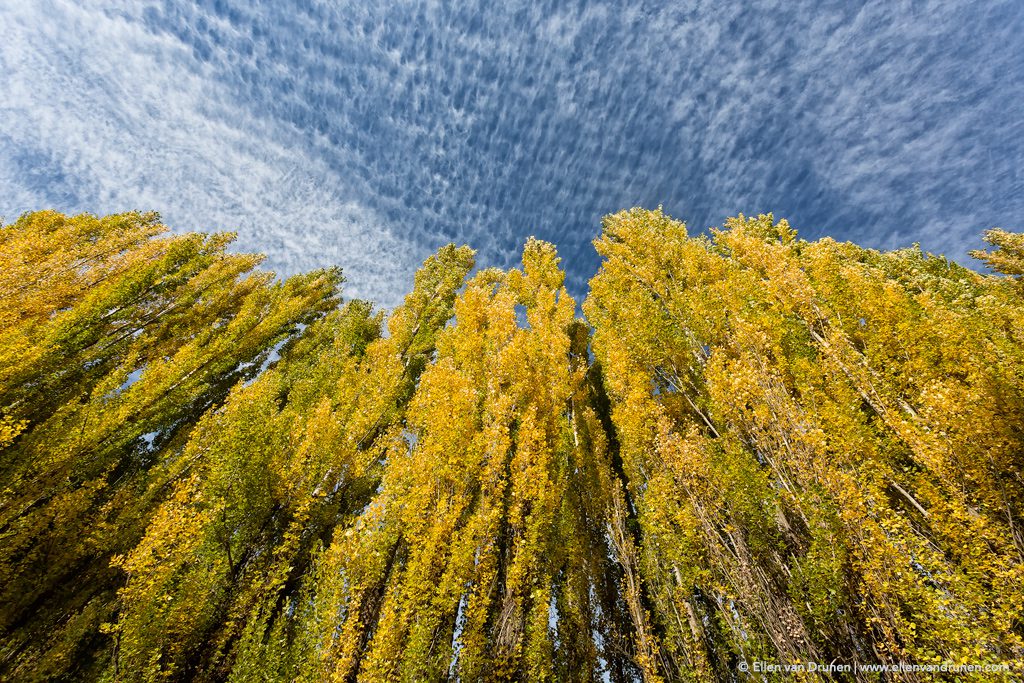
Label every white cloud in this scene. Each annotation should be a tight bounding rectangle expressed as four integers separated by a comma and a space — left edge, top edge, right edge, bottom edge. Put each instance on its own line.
2, 0, 1021, 305
0, 0, 424, 309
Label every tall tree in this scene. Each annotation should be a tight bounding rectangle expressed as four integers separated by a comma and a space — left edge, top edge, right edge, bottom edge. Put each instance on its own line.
0, 211, 340, 680
584, 208, 1024, 681
109, 245, 475, 681
5, 207, 1024, 681
301, 239, 639, 682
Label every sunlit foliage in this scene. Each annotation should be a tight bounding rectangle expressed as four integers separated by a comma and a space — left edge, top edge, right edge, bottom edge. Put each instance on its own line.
2, 209, 1023, 681
585, 208, 1024, 681
1, 211, 340, 679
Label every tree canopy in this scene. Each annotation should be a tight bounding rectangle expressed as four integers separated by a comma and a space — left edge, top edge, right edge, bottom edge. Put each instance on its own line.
1, 209, 1022, 681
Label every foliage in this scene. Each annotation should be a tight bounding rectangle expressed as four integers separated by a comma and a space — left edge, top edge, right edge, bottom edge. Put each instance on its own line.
0, 211, 340, 679
2, 209, 1023, 681
585, 208, 1024, 681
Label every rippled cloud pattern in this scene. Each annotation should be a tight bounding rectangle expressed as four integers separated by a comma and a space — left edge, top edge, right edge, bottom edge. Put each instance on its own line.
2, 0, 1022, 306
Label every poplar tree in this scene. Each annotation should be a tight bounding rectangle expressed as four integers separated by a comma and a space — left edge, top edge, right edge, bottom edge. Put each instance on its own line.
4, 208, 1024, 682
584, 208, 1024, 680
0, 211, 340, 680
299, 239, 639, 682
109, 245, 475, 681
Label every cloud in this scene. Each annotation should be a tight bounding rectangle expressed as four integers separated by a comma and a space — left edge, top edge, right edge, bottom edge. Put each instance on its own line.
2, 0, 1022, 306
0, 0, 424, 308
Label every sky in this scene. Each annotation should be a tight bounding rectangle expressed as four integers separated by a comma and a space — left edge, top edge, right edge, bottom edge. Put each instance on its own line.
2, 0, 1022, 308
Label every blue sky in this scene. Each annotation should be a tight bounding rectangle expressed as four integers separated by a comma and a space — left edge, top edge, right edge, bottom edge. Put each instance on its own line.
2, 0, 1022, 307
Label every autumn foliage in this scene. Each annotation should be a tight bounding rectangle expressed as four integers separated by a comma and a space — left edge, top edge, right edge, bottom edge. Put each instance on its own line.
2, 209, 1023, 681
